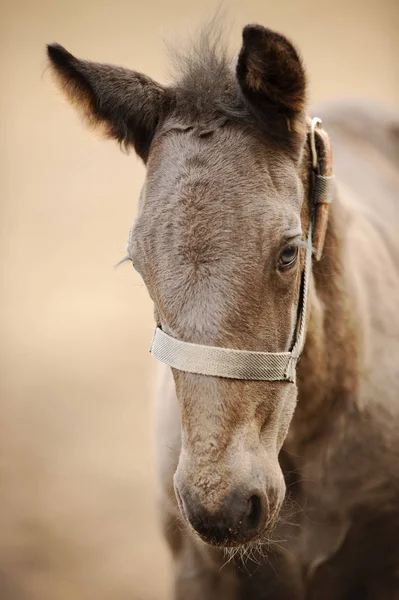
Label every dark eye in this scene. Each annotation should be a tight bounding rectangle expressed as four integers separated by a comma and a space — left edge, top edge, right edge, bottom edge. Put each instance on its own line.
278, 245, 298, 269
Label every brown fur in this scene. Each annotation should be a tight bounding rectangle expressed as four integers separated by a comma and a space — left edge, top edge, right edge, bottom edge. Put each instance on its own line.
46, 43, 172, 160
237, 25, 308, 138
48, 23, 399, 600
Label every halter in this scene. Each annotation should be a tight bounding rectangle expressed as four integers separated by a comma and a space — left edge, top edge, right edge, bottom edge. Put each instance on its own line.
150, 118, 333, 383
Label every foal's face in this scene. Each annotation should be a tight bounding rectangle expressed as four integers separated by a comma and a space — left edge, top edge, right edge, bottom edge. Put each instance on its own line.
131, 124, 305, 545
47, 23, 308, 547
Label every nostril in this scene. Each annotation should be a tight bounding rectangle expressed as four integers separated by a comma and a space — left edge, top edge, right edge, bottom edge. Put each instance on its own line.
246, 494, 264, 530
174, 485, 270, 545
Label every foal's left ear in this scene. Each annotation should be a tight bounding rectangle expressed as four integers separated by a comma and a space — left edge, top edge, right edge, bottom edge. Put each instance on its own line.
47, 44, 173, 162
236, 25, 307, 148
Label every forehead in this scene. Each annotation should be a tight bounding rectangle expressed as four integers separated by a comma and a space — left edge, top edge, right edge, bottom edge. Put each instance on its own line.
145, 122, 302, 213
131, 122, 304, 279
129, 123, 304, 340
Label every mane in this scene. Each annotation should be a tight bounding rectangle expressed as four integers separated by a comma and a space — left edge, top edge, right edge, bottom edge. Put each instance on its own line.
165, 20, 304, 146
166, 20, 249, 125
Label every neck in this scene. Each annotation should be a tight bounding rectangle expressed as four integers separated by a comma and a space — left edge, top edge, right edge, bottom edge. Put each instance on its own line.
287, 180, 361, 453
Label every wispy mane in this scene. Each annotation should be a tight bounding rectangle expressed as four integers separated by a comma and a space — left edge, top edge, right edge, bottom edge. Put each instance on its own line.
166, 18, 247, 124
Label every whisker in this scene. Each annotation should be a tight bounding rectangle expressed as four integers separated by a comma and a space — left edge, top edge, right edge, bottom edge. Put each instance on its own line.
114, 255, 132, 269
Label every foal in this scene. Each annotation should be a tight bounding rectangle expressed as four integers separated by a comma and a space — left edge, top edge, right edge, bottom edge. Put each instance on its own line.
48, 24, 399, 599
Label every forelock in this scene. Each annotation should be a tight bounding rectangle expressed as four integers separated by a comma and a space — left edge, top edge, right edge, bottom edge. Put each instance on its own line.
167, 19, 249, 125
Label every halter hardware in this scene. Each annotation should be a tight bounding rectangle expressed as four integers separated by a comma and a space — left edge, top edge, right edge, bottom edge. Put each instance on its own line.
309, 117, 333, 261
149, 118, 333, 382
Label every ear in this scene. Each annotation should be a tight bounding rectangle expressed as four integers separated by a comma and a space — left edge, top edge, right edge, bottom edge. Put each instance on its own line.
47, 44, 173, 162
236, 25, 307, 146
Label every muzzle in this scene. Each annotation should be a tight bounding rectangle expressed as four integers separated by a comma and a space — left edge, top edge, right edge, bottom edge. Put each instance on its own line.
150, 118, 333, 383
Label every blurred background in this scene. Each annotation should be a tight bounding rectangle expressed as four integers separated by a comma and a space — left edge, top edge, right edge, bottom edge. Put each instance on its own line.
1, 0, 398, 598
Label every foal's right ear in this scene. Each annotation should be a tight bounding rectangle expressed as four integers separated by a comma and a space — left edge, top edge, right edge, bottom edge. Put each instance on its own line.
47, 44, 173, 162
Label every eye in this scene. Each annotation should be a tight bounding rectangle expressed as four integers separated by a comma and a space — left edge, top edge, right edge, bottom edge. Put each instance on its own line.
278, 245, 298, 270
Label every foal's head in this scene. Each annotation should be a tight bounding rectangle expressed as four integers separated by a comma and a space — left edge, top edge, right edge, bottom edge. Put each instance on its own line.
48, 24, 310, 547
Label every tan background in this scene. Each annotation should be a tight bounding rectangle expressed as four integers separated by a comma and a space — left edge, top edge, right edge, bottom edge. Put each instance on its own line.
1, 1, 398, 599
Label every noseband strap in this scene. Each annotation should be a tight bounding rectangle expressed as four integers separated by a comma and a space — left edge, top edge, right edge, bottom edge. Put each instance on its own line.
151, 326, 297, 382
150, 118, 332, 382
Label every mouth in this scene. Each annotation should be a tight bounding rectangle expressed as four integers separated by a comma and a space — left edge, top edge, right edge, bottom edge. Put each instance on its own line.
193, 509, 281, 549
